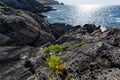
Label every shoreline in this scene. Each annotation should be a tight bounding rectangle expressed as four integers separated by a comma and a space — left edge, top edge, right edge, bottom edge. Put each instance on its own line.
0, 1, 120, 80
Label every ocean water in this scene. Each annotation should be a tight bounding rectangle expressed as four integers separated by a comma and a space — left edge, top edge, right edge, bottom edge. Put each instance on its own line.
42, 5, 120, 29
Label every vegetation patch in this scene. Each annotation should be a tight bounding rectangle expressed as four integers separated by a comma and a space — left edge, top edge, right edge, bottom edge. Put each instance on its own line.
43, 44, 63, 54
18, 11, 25, 17
45, 54, 65, 75
75, 41, 86, 47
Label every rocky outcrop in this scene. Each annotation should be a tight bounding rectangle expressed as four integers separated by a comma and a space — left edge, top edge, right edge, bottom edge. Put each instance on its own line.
0, 23, 120, 80
37, 0, 60, 5
0, 2, 55, 46
101, 28, 120, 48
0, 1, 120, 80
0, 46, 46, 80
0, 0, 54, 13
55, 24, 100, 44
44, 23, 80, 39
80, 68, 120, 80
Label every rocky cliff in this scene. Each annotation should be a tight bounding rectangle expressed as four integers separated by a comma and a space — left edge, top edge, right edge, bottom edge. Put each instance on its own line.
0, 1, 120, 80
0, 2, 55, 46
37, 0, 60, 5
0, 0, 54, 13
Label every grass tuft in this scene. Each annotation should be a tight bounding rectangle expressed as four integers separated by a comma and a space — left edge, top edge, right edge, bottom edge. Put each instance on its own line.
43, 44, 63, 54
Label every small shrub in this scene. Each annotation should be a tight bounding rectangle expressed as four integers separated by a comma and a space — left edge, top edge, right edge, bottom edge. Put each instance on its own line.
18, 11, 25, 17
75, 41, 86, 47
43, 44, 63, 54
45, 54, 65, 75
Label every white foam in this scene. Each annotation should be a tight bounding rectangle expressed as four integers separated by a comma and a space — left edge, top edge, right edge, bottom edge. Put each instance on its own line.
47, 16, 52, 18
56, 10, 61, 12
115, 18, 120, 22
100, 26, 107, 32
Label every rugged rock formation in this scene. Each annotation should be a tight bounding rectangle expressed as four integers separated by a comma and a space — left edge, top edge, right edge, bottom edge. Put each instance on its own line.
0, 1, 120, 80
0, 46, 44, 80
0, 0, 54, 13
44, 23, 81, 39
0, 2, 55, 46
37, 0, 60, 5
0, 21, 120, 80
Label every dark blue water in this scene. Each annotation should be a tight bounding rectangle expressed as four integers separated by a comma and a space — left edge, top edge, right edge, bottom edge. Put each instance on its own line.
42, 5, 120, 29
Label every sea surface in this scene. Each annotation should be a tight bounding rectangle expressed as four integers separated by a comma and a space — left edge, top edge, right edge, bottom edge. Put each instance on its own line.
42, 5, 120, 30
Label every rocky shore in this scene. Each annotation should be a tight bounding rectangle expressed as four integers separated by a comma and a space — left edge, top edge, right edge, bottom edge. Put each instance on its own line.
0, 0, 55, 13
0, 1, 120, 80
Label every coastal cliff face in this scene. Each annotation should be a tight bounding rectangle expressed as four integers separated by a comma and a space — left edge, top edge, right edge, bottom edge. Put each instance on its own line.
37, 0, 60, 5
0, 0, 54, 13
0, 2, 55, 46
0, 1, 120, 80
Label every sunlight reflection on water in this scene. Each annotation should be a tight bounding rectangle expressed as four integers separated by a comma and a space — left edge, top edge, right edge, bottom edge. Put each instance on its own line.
42, 5, 120, 29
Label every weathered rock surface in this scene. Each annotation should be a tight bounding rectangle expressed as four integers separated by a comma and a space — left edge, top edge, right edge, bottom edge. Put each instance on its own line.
0, 0, 54, 13
0, 24, 120, 80
0, 2, 55, 46
80, 68, 120, 80
37, 0, 60, 5
103, 28, 120, 48
45, 23, 80, 39
55, 24, 100, 44
0, 1, 120, 80
0, 46, 49, 80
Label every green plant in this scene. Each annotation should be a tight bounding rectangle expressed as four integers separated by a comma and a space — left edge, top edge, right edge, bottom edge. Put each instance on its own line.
75, 41, 86, 47
43, 44, 63, 54
45, 54, 65, 75
18, 11, 25, 17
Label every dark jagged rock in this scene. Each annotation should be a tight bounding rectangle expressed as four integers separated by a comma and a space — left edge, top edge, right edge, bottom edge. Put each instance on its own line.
37, 0, 60, 5
0, 2, 55, 46
44, 23, 80, 39
55, 26, 100, 44
83, 24, 100, 33
0, 0, 54, 13
101, 46, 120, 68
60, 2, 64, 5
80, 68, 120, 80
99, 28, 120, 48
0, 1, 120, 79
0, 46, 49, 80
